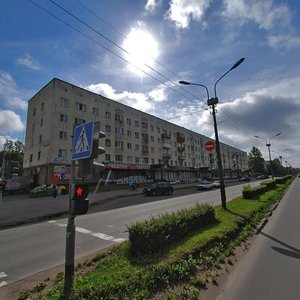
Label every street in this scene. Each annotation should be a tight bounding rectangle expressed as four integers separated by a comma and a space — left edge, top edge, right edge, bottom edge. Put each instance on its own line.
0, 182, 251, 287
216, 178, 300, 300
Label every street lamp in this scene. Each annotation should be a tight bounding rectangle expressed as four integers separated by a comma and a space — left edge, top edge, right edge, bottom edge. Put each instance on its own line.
179, 57, 245, 209
254, 132, 281, 180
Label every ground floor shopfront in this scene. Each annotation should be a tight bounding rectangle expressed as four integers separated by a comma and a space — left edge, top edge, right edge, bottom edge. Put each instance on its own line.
24, 162, 248, 187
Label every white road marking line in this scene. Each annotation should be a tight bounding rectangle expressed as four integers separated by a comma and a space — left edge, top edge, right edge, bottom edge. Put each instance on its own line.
48, 221, 125, 243
0, 273, 7, 287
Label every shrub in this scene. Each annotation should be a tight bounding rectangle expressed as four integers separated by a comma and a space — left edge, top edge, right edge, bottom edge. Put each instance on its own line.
275, 175, 292, 184
242, 185, 268, 199
260, 179, 276, 190
128, 204, 216, 255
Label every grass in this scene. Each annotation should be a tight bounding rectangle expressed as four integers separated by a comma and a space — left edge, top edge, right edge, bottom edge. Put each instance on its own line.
25, 178, 293, 299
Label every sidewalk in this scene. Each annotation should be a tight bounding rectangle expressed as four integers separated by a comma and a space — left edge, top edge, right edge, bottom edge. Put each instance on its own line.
0, 183, 196, 229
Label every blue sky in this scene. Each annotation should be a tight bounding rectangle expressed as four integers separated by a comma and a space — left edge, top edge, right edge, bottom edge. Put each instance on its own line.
1, 0, 300, 167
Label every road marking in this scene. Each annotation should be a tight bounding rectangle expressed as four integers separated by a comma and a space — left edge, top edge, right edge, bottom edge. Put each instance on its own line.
0, 272, 7, 287
48, 221, 125, 243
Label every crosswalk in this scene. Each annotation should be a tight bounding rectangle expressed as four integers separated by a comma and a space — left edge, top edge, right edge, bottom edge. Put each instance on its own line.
0, 272, 7, 287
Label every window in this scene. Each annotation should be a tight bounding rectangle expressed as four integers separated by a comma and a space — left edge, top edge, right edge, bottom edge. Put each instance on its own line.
105, 125, 111, 133
151, 147, 154, 153
74, 117, 85, 125
75, 102, 87, 111
127, 130, 132, 137
143, 157, 149, 164
105, 139, 111, 147
60, 114, 68, 122
115, 127, 124, 135
115, 155, 123, 162
61, 97, 69, 106
135, 157, 140, 163
59, 131, 67, 140
157, 127, 160, 133
92, 107, 99, 115
33, 108, 36, 116
30, 154, 33, 162
39, 135, 42, 144
150, 136, 154, 142
135, 132, 139, 139
105, 111, 111, 119
115, 141, 124, 149
105, 154, 111, 161
127, 156, 132, 163
38, 151, 41, 160
58, 149, 67, 158
40, 118, 43, 127
41, 102, 44, 111
115, 114, 123, 122
135, 144, 139, 151
127, 118, 131, 125
150, 125, 154, 131
142, 122, 148, 129
134, 120, 139, 127
127, 143, 132, 149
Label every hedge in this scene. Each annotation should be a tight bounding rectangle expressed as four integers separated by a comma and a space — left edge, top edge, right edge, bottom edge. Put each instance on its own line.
128, 203, 216, 255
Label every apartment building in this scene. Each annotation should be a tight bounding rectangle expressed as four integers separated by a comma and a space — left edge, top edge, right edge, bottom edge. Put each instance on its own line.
23, 78, 248, 185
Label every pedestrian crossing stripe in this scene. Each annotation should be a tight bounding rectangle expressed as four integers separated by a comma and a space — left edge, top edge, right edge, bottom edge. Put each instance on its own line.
72, 121, 94, 160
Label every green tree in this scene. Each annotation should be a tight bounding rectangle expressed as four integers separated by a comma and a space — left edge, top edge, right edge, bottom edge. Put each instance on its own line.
248, 146, 265, 174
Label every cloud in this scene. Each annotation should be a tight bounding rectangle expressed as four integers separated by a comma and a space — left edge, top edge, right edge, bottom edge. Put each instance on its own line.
16, 53, 40, 70
145, 0, 161, 11
148, 87, 167, 102
0, 110, 25, 134
267, 34, 300, 49
85, 82, 154, 112
221, 0, 291, 30
165, 0, 212, 29
0, 71, 28, 110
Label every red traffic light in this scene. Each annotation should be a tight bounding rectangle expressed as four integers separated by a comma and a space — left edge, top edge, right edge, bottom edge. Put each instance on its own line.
71, 183, 89, 201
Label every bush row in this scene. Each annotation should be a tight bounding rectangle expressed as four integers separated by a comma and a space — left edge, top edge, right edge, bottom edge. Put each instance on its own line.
242, 176, 292, 199
128, 203, 216, 255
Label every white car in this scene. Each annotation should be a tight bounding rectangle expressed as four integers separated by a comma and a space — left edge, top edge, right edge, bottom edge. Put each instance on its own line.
212, 180, 221, 188
197, 180, 214, 190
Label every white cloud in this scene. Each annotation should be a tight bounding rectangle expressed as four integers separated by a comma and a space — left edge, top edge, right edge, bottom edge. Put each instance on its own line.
221, 0, 291, 30
145, 0, 161, 11
16, 53, 40, 70
166, 0, 212, 29
0, 110, 25, 134
85, 83, 154, 112
0, 71, 28, 110
148, 88, 167, 102
267, 34, 300, 49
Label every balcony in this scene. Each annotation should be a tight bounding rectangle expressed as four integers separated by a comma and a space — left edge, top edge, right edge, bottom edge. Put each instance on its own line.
162, 150, 171, 160
162, 142, 171, 149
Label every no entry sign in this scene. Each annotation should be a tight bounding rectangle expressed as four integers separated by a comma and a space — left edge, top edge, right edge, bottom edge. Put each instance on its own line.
205, 141, 215, 152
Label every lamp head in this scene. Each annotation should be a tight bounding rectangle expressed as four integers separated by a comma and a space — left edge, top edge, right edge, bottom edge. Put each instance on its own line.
179, 80, 191, 85
230, 58, 245, 70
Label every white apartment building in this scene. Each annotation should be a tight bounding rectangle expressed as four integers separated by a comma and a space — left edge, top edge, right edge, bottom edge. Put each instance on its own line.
23, 78, 248, 186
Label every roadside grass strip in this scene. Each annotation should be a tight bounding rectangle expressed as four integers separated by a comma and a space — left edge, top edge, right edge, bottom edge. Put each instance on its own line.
26, 179, 293, 300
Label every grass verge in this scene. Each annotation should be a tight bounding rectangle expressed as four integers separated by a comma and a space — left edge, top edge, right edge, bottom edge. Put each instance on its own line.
23, 178, 293, 300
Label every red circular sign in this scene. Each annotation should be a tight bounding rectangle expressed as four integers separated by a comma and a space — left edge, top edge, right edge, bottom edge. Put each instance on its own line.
205, 141, 215, 152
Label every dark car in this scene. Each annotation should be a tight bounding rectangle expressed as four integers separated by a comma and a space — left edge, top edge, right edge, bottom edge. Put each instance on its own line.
239, 176, 251, 182
143, 182, 174, 196
0, 178, 6, 191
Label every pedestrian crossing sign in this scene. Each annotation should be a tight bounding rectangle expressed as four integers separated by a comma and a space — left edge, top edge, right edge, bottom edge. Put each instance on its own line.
72, 121, 94, 160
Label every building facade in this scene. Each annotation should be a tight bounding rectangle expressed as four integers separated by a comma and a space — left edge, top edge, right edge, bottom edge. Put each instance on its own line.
23, 78, 248, 186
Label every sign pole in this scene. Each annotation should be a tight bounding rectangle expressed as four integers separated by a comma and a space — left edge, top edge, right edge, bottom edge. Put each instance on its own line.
63, 159, 76, 299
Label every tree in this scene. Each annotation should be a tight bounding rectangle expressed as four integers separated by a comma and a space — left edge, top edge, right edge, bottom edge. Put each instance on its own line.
248, 146, 266, 174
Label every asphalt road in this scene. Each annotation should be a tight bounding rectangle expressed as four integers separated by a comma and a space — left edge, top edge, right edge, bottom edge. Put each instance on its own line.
216, 178, 300, 300
0, 182, 257, 286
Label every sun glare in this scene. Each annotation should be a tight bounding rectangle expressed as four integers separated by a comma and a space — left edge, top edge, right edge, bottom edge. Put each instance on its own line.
123, 28, 159, 76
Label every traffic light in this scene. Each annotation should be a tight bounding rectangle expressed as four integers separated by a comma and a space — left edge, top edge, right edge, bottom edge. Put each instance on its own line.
70, 183, 89, 216
91, 121, 106, 159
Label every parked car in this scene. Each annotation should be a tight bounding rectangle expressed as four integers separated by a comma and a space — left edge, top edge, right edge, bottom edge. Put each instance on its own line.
197, 180, 214, 190
256, 174, 269, 179
212, 180, 221, 188
239, 176, 251, 182
0, 178, 7, 190
143, 181, 174, 195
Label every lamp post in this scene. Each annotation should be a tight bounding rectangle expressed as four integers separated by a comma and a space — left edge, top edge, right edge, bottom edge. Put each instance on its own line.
179, 58, 245, 209
254, 132, 281, 180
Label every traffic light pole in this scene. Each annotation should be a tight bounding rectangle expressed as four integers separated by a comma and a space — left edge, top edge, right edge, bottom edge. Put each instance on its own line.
63, 159, 76, 299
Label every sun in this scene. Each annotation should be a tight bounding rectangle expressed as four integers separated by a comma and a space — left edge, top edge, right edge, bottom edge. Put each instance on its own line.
123, 28, 159, 76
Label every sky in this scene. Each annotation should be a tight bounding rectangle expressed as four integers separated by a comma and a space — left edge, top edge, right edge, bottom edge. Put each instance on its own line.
1, 0, 300, 167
